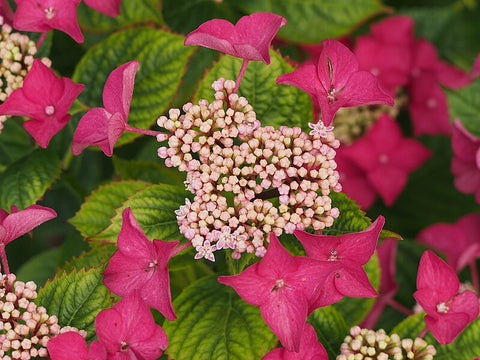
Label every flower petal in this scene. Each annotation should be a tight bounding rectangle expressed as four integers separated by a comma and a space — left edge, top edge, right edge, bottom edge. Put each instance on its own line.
102, 61, 139, 118
72, 107, 111, 156
47, 332, 89, 360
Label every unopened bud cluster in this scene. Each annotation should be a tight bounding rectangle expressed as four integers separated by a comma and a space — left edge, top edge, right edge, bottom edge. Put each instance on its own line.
157, 78, 342, 261
0, 16, 52, 133
0, 273, 85, 359
337, 326, 436, 360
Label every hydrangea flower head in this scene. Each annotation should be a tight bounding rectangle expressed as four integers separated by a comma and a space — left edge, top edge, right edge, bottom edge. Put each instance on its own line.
13, 0, 84, 43
84, 0, 121, 17
218, 233, 340, 352
103, 207, 179, 320
0, 59, 84, 148
413, 250, 479, 344
72, 60, 139, 156
294, 216, 385, 308
277, 39, 393, 126
185, 12, 286, 64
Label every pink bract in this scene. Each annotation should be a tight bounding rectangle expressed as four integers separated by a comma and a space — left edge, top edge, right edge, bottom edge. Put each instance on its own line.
83, 0, 121, 17
184, 12, 286, 64
0, 59, 84, 148
103, 207, 179, 320
451, 119, 480, 203
0, 0, 13, 25
218, 233, 340, 352
95, 292, 168, 359
277, 39, 393, 126
413, 250, 479, 344
72, 60, 139, 156
47, 332, 106, 360
14, 0, 84, 43
261, 323, 328, 360
340, 114, 431, 206
294, 216, 385, 308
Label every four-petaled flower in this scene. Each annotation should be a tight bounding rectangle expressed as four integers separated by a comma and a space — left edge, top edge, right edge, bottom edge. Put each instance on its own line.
72, 61, 139, 156
308, 121, 334, 138
95, 292, 168, 359
184, 12, 286, 65
413, 250, 479, 344
294, 216, 385, 308
218, 233, 341, 352
84, 0, 121, 17
0, 59, 84, 148
103, 207, 179, 320
14, 0, 84, 43
277, 39, 393, 126
48, 331, 106, 360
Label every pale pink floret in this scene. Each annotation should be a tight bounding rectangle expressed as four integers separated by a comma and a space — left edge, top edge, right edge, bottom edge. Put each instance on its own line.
185, 12, 286, 64
413, 251, 479, 344
72, 61, 139, 156
0, 59, 84, 148
83, 0, 121, 17
14, 0, 84, 43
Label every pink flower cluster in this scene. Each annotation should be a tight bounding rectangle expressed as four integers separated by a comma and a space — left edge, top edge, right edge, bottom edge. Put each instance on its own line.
157, 78, 342, 260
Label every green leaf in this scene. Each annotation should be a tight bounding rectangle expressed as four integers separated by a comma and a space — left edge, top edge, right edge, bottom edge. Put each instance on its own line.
0, 120, 33, 172
236, 0, 385, 42
0, 149, 61, 210
333, 253, 380, 326
93, 183, 188, 242
77, 0, 162, 32
309, 306, 349, 359
70, 180, 149, 239
36, 268, 112, 340
446, 78, 480, 138
113, 156, 185, 185
195, 50, 312, 129
72, 27, 194, 146
58, 244, 117, 275
163, 276, 277, 360
16, 248, 60, 287
390, 312, 424, 339
324, 192, 372, 236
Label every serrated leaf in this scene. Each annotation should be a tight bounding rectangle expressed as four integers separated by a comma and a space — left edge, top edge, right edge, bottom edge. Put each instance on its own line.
36, 268, 112, 340
113, 156, 185, 185
333, 253, 380, 326
236, 0, 385, 43
446, 78, 480, 138
324, 192, 372, 236
93, 183, 188, 242
0, 120, 33, 172
16, 248, 60, 287
309, 306, 349, 359
72, 27, 194, 146
0, 149, 61, 210
195, 50, 312, 129
163, 276, 277, 360
390, 312, 425, 338
70, 180, 149, 238
58, 244, 117, 275
77, 0, 162, 32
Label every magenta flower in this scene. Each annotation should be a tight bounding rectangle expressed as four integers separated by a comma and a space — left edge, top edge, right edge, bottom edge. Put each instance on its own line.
294, 216, 385, 308
103, 207, 179, 321
451, 119, 480, 203
340, 114, 431, 206
72, 60, 139, 157
83, 0, 121, 17
95, 292, 168, 359
413, 250, 479, 344
0, 59, 84, 148
0, 204, 56, 274
277, 39, 393, 126
48, 332, 106, 360
13, 0, 84, 43
218, 233, 340, 352
0, 0, 13, 25
261, 323, 328, 360
184, 12, 286, 65
417, 213, 480, 273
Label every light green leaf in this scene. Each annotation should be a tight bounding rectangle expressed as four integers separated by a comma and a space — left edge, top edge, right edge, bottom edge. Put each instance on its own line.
163, 276, 277, 360
446, 78, 480, 138
113, 156, 185, 185
195, 50, 312, 129
309, 306, 349, 359
0, 149, 61, 210
36, 268, 112, 340
236, 0, 385, 43
72, 27, 194, 147
324, 192, 372, 235
58, 245, 117, 275
77, 0, 162, 32
93, 184, 188, 242
16, 248, 60, 287
70, 180, 149, 239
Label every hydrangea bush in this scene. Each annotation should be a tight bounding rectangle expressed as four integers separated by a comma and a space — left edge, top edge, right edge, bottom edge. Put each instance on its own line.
0, 1, 479, 359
